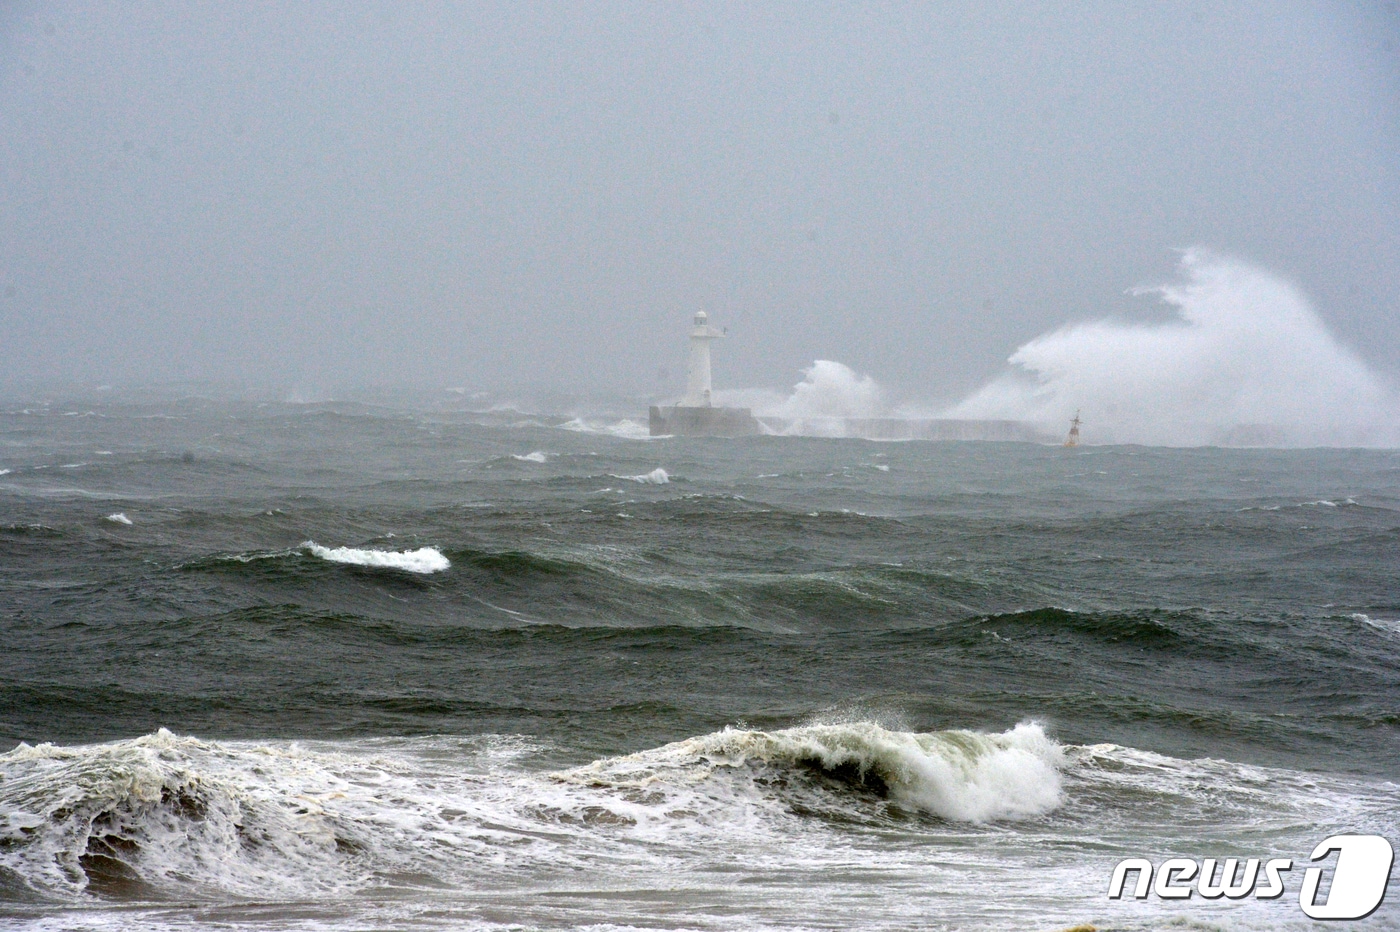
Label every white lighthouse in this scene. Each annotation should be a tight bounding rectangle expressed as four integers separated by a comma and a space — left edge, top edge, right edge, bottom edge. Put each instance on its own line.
648, 311, 760, 436
681, 310, 725, 407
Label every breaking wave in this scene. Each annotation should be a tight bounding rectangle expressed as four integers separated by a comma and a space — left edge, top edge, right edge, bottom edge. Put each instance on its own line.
0, 723, 1061, 903
104, 513, 132, 525
2, 726, 1394, 914
616, 467, 669, 485
0, 730, 369, 899
558, 417, 652, 440
302, 541, 450, 574
563, 721, 1065, 823
1352, 613, 1400, 637
510, 451, 551, 463
946, 249, 1400, 447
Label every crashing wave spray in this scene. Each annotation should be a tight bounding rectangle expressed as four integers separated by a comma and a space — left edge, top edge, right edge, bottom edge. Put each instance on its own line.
717, 361, 886, 421
717, 361, 890, 437
768, 361, 886, 419
947, 250, 1399, 447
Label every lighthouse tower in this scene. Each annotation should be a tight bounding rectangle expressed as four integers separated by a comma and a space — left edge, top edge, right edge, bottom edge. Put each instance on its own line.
648, 311, 760, 436
681, 310, 725, 407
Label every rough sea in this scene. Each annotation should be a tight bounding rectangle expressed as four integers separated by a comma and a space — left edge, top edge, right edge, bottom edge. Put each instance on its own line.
2, 394, 1397, 931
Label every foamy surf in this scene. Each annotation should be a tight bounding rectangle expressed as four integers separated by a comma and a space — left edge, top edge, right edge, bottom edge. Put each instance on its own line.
2, 728, 1396, 931
0, 730, 369, 899
0, 724, 1064, 905
510, 451, 551, 463
104, 513, 132, 525
302, 541, 449, 574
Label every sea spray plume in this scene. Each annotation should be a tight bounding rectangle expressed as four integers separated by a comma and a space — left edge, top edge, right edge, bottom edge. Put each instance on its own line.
771, 360, 886, 419
714, 361, 887, 420
946, 250, 1399, 447
713, 361, 889, 437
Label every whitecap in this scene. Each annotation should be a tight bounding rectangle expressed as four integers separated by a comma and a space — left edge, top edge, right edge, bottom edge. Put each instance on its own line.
511, 451, 551, 463
1352, 613, 1400, 636
303, 541, 450, 574
559, 417, 653, 440
105, 513, 133, 525
616, 468, 669, 484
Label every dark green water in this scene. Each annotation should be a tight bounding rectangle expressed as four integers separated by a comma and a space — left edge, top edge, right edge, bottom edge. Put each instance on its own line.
1, 397, 1397, 930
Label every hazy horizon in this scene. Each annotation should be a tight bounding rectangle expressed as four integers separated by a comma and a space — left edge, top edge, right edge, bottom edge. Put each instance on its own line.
2, 3, 1398, 439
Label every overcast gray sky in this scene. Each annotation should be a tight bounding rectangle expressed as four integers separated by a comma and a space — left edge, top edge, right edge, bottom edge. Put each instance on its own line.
1, 2, 1397, 402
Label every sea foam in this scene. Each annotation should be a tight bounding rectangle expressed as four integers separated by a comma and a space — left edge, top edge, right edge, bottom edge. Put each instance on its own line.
104, 513, 133, 525
303, 541, 450, 573
3, 727, 1392, 914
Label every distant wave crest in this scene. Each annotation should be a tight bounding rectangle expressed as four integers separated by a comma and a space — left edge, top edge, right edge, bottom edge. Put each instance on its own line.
302, 541, 449, 574
617, 468, 669, 485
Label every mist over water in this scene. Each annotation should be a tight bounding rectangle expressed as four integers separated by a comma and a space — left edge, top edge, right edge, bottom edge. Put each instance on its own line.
947, 250, 1400, 447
